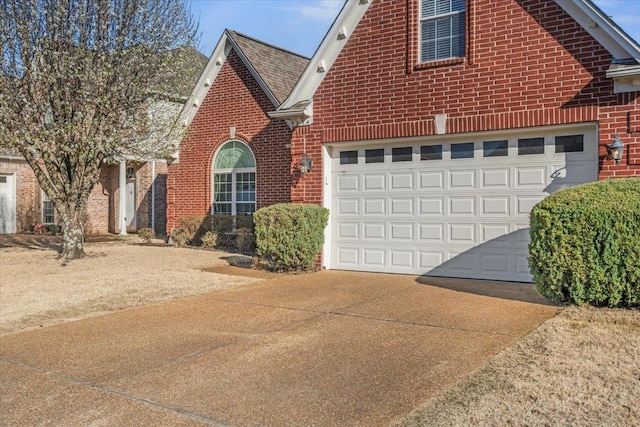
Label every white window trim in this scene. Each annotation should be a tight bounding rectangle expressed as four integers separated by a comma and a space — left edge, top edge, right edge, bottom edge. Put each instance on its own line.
419, 0, 466, 63
211, 140, 257, 216
41, 190, 55, 224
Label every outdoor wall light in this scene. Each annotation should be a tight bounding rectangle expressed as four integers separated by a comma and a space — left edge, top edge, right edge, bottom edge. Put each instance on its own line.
607, 133, 624, 165
299, 153, 313, 175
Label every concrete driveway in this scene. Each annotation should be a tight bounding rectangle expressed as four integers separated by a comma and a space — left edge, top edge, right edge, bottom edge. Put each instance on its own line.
0, 270, 558, 426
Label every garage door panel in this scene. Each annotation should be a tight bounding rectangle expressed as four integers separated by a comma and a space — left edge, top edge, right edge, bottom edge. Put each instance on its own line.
390, 198, 413, 215
449, 169, 475, 189
449, 197, 475, 215
419, 251, 444, 268
363, 174, 386, 191
390, 223, 413, 240
338, 222, 359, 239
363, 223, 386, 239
419, 197, 444, 215
337, 247, 359, 265
419, 223, 445, 242
480, 253, 510, 274
363, 249, 385, 267
482, 168, 510, 188
419, 171, 445, 189
363, 198, 386, 215
330, 126, 597, 282
338, 198, 359, 215
338, 174, 359, 191
449, 224, 476, 243
516, 167, 547, 187
481, 224, 511, 243
391, 173, 413, 190
482, 196, 510, 215
390, 250, 413, 268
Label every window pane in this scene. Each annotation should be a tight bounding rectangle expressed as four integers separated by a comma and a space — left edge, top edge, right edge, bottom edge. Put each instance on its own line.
451, 142, 474, 159
214, 173, 232, 202
483, 140, 508, 157
236, 203, 256, 216
518, 138, 545, 155
236, 172, 256, 203
421, 145, 443, 160
43, 199, 55, 224
214, 140, 255, 169
340, 150, 358, 165
213, 203, 232, 215
555, 135, 584, 153
420, 1, 466, 62
365, 148, 385, 163
392, 147, 413, 162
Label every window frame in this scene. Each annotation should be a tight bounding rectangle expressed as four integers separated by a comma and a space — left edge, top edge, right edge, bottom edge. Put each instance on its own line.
211, 140, 257, 217
41, 190, 55, 224
418, 0, 467, 64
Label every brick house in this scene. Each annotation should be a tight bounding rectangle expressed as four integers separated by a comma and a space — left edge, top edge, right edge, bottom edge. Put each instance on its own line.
166, 31, 309, 227
171, 0, 639, 282
0, 48, 207, 236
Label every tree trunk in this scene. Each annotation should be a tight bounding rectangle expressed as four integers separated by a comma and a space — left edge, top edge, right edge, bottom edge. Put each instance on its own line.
61, 210, 86, 260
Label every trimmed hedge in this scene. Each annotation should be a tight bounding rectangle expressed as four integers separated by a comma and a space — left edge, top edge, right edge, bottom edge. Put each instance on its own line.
254, 203, 329, 272
529, 178, 640, 307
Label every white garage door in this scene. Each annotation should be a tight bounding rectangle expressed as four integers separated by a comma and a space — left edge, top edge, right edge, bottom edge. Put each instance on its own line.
328, 125, 598, 282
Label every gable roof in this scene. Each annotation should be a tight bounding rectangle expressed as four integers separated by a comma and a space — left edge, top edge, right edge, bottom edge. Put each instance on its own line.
229, 31, 309, 104
180, 30, 309, 127
274, 0, 640, 121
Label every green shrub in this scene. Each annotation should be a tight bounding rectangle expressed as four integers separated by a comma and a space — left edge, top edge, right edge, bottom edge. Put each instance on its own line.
253, 203, 329, 272
529, 178, 640, 307
138, 227, 156, 243
235, 227, 255, 254
200, 231, 218, 249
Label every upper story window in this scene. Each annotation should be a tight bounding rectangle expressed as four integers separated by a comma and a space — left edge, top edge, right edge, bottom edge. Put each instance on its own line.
420, 0, 466, 63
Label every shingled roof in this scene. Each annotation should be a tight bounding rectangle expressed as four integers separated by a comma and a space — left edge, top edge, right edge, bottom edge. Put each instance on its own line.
227, 31, 309, 104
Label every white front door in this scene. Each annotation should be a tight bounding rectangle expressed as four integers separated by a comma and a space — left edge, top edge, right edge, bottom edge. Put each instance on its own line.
328, 124, 598, 282
0, 173, 17, 234
126, 177, 136, 230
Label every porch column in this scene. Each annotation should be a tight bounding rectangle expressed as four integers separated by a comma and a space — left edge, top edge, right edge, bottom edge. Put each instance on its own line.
118, 160, 127, 235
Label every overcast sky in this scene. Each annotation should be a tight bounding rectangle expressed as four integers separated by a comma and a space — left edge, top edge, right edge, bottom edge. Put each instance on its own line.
189, 0, 640, 57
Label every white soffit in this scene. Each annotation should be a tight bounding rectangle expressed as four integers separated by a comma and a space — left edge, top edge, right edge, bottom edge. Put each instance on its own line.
555, 0, 640, 63
278, 0, 373, 111
179, 32, 233, 127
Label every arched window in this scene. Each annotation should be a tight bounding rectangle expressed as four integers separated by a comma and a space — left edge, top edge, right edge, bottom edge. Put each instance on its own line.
212, 140, 256, 216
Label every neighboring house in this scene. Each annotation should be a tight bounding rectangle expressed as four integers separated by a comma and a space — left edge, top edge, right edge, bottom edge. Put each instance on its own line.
0, 47, 207, 236
172, 0, 640, 282
166, 31, 310, 225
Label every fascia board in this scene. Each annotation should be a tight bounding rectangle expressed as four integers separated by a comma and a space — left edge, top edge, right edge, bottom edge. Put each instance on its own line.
278, 0, 373, 111
555, 0, 640, 62
178, 31, 233, 128
606, 64, 640, 78
226, 33, 280, 109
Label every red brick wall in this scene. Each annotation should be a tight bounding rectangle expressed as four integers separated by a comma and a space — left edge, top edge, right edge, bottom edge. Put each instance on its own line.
0, 158, 40, 232
167, 50, 293, 230
1, 158, 166, 235
292, 0, 639, 203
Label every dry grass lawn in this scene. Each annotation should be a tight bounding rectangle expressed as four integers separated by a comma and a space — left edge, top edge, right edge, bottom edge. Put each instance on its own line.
395, 306, 640, 426
0, 235, 263, 335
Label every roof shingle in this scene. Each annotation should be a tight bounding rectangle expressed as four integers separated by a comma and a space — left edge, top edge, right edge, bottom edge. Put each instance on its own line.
228, 31, 309, 104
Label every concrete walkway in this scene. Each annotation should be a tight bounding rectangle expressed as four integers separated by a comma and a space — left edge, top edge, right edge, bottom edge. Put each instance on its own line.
0, 271, 559, 426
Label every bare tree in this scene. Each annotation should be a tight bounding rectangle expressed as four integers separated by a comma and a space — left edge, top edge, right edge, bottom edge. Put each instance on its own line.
0, 0, 199, 259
